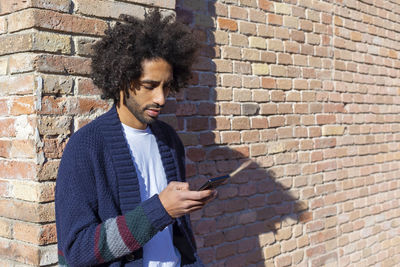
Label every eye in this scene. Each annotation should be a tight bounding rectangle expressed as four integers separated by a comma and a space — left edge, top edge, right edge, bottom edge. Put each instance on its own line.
143, 85, 155, 90
141, 82, 157, 90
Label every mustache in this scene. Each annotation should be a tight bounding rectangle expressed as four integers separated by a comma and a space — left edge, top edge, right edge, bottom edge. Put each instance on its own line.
144, 104, 164, 110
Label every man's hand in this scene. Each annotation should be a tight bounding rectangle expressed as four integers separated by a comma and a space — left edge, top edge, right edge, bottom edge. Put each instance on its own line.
159, 181, 217, 218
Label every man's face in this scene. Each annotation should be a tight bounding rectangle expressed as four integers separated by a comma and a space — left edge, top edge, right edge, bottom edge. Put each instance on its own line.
122, 58, 173, 129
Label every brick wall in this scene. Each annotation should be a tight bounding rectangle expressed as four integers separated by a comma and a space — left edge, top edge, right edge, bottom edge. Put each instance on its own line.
1, 0, 400, 266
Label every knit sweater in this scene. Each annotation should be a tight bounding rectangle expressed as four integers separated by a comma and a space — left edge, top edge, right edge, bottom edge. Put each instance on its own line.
55, 106, 203, 267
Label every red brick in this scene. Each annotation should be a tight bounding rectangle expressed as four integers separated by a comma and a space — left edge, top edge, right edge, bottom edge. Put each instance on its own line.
75, 0, 145, 19
268, 39, 284, 52
220, 103, 240, 115
38, 96, 68, 115
203, 232, 224, 247
220, 131, 240, 144
186, 87, 210, 101
221, 74, 241, 87
78, 98, 110, 114
0, 74, 36, 96
77, 78, 102, 96
311, 252, 338, 267
212, 117, 230, 130
268, 14, 283, 26
34, 55, 92, 75
251, 117, 268, 129
13, 222, 56, 245
299, 211, 313, 223
250, 143, 267, 156
0, 199, 54, 222
198, 102, 217, 116
8, 9, 107, 36
194, 219, 216, 235
0, 239, 40, 265
186, 117, 209, 131
316, 114, 336, 125
261, 51, 277, 63
216, 243, 237, 259
0, 119, 16, 138
271, 90, 285, 101
42, 75, 73, 95
250, 9, 267, 23
241, 130, 260, 143
259, 0, 273, 11
230, 6, 248, 20
0, 179, 11, 198
269, 116, 285, 128
306, 244, 326, 258
225, 226, 246, 242
9, 96, 35, 115
43, 137, 67, 159
260, 103, 277, 115
261, 77, 276, 89
239, 21, 257, 35
0, 140, 11, 158
277, 79, 292, 90
224, 198, 247, 213
203, 202, 223, 217
300, 19, 313, 32
232, 117, 250, 130
217, 18, 237, 31
10, 140, 35, 159
276, 254, 292, 267
0, 0, 71, 15
0, 98, 7, 115
0, 0, 30, 15
231, 146, 249, 158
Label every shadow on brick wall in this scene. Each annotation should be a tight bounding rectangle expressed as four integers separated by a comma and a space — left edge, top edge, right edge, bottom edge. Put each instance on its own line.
158, 1, 309, 266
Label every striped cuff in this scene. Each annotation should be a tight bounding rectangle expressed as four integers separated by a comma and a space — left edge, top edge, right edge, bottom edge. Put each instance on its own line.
94, 204, 156, 263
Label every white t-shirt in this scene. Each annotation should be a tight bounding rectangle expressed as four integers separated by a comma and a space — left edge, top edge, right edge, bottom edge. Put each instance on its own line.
122, 123, 181, 267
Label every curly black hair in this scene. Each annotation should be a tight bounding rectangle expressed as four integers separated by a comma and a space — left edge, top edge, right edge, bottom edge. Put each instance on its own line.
91, 9, 199, 104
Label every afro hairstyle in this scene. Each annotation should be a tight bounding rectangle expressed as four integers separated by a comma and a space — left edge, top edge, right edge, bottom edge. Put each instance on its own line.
91, 9, 200, 105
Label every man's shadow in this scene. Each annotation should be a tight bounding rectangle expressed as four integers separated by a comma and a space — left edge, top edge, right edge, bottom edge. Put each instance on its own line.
159, 1, 310, 265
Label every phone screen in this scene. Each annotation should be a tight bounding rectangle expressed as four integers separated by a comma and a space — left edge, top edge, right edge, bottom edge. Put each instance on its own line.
198, 175, 229, 191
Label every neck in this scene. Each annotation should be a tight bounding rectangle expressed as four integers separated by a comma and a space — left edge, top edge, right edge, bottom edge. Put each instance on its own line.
116, 103, 147, 130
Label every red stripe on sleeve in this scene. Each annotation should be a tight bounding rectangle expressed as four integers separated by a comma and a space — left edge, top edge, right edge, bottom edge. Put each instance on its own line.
94, 225, 106, 263
116, 215, 141, 251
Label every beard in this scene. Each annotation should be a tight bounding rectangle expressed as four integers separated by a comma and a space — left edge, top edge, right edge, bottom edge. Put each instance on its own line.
124, 95, 161, 125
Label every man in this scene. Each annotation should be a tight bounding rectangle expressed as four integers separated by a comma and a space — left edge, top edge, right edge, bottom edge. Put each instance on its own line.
55, 10, 215, 267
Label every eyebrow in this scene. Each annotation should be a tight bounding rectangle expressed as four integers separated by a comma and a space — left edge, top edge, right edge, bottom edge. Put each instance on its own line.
140, 80, 159, 84
140, 79, 173, 85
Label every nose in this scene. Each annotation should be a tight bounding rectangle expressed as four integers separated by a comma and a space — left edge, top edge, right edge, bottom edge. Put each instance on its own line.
152, 86, 167, 107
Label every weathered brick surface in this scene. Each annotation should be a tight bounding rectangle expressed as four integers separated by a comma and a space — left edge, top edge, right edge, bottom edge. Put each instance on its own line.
0, 32, 71, 56
74, 0, 146, 19
1, 0, 400, 266
175, 0, 400, 266
0, 0, 71, 15
8, 9, 108, 36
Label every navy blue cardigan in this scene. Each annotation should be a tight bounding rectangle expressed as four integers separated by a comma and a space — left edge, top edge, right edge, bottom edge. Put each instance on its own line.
55, 106, 203, 267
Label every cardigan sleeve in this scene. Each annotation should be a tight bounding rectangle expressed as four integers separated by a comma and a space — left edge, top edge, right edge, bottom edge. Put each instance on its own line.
55, 134, 174, 267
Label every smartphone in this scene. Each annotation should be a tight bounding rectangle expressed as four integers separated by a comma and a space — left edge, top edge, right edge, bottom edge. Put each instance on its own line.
198, 175, 230, 191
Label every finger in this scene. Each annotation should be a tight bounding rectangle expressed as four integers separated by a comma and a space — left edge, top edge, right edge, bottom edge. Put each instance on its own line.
200, 190, 217, 200
203, 191, 218, 204
181, 190, 215, 200
186, 206, 203, 213
183, 199, 207, 208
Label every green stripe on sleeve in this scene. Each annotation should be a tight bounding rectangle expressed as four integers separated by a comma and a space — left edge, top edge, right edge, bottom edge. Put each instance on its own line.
124, 205, 158, 246
97, 222, 116, 261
